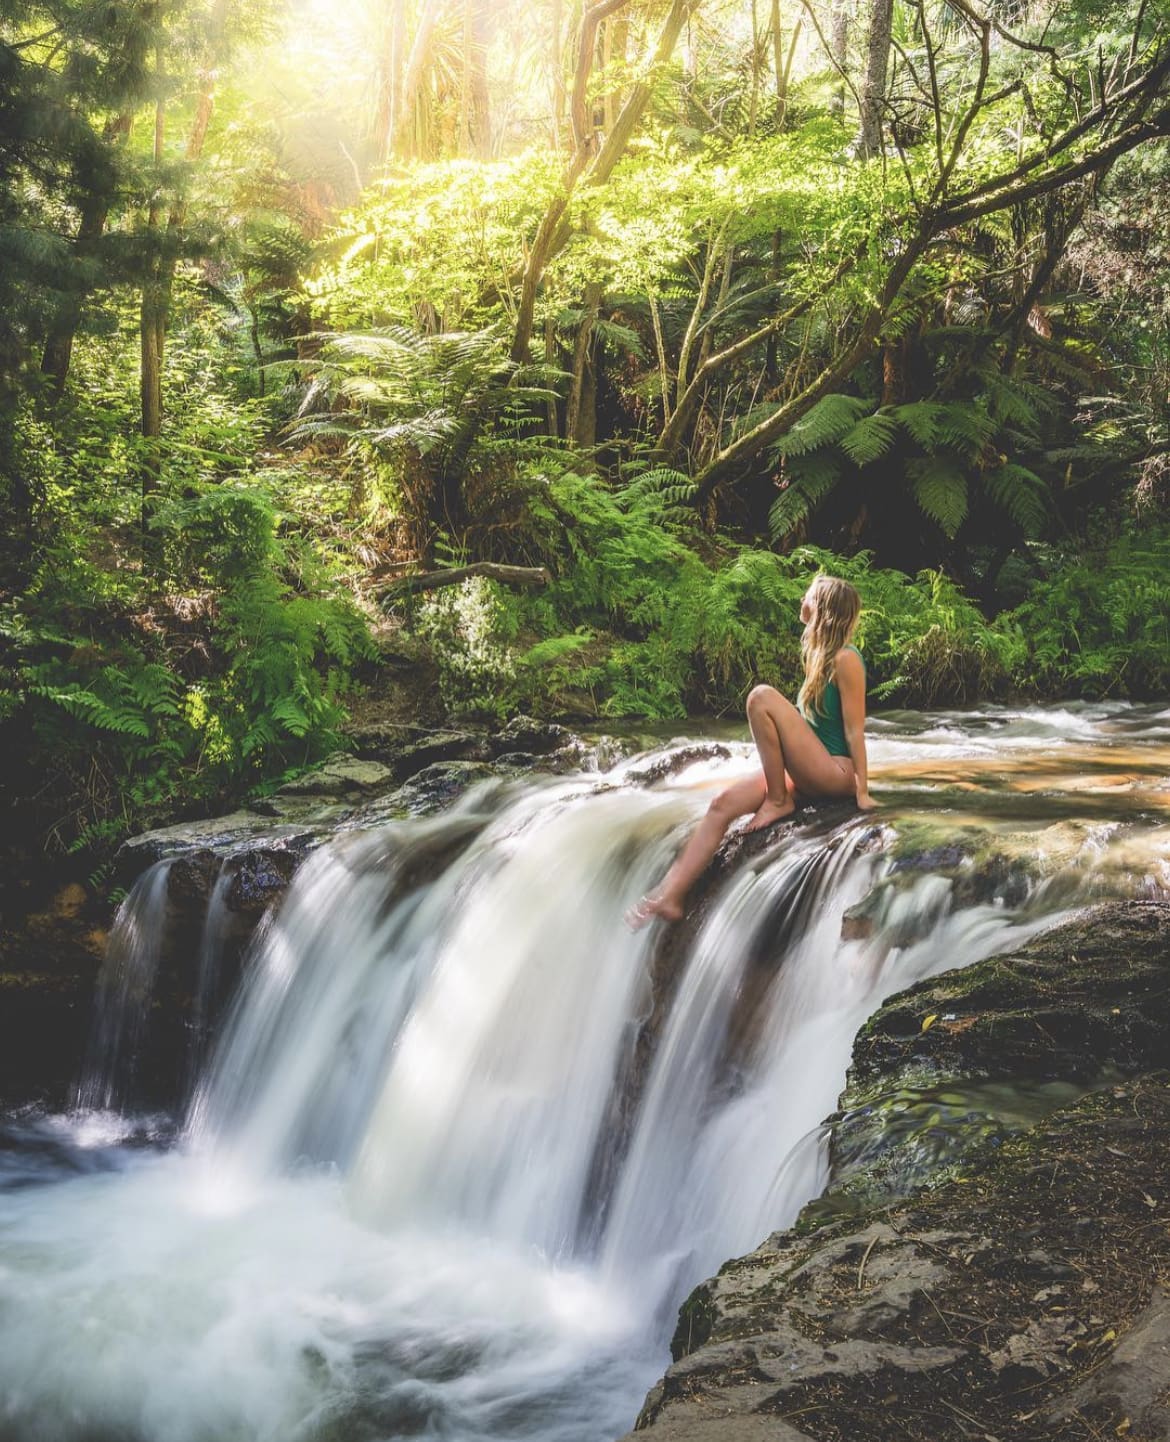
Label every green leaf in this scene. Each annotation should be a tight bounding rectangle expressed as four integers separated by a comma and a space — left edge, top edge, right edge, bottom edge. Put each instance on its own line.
769, 452, 841, 538
983, 462, 1048, 535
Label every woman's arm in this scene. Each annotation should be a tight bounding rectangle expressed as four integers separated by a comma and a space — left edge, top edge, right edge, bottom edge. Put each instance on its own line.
836, 649, 877, 810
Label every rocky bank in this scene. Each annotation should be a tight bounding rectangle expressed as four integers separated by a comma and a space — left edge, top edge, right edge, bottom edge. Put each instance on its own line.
625, 903, 1170, 1442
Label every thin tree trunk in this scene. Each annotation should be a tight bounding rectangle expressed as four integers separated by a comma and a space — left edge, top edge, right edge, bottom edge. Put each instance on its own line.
567, 280, 602, 446
856, 0, 893, 157
42, 196, 110, 397
829, 0, 850, 117
511, 0, 699, 361
544, 317, 559, 435
375, 0, 408, 162
550, 0, 566, 147
394, 0, 445, 159
140, 74, 166, 538
41, 116, 132, 396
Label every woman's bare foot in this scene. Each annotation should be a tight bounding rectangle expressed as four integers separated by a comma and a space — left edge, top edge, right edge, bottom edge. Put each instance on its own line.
744, 795, 796, 832
626, 893, 685, 930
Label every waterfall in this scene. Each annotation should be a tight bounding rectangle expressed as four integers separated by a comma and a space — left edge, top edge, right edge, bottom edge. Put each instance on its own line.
75, 859, 173, 1112
11, 707, 1157, 1442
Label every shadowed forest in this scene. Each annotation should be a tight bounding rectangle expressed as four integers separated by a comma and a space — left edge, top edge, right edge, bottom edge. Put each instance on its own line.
3, 0, 1169, 865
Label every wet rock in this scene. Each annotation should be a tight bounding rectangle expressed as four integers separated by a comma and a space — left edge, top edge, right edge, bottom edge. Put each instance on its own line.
628, 906, 1170, 1442
117, 810, 280, 867
630, 1074, 1170, 1442
226, 849, 301, 919
166, 848, 221, 911
275, 753, 396, 796
847, 901, 1170, 1097
344, 720, 426, 759
490, 715, 572, 756
1047, 1285, 1170, 1437
624, 743, 734, 785
390, 760, 501, 815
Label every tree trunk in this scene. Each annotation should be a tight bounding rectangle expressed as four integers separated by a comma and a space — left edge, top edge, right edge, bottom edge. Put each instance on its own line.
511, 0, 699, 362
40, 114, 133, 396
549, 0, 565, 147
567, 281, 602, 447
140, 80, 166, 537
375, 0, 408, 162
466, 0, 492, 157
394, 0, 445, 159
42, 196, 110, 398
829, 0, 850, 117
770, 0, 784, 117
544, 317, 559, 435
381, 562, 551, 601
856, 0, 892, 157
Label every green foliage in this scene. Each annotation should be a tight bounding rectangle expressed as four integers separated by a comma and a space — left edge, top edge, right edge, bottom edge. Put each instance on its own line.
770, 378, 1054, 545
289, 324, 562, 556
419, 472, 1034, 720
1006, 529, 1170, 698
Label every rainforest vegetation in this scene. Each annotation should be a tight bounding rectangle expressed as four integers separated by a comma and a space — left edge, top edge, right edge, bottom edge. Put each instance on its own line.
2, 0, 1169, 860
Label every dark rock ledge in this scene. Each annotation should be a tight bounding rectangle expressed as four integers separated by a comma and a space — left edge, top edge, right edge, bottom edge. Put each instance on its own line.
624, 903, 1170, 1442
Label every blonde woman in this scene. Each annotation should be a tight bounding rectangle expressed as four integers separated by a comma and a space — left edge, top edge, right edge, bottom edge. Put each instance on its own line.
630, 575, 877, 926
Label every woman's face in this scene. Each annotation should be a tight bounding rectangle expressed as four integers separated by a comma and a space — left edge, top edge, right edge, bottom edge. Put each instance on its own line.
800, 587, 816, 625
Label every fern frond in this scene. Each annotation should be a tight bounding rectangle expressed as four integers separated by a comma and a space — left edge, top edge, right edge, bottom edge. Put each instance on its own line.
769, 453, 841, 538
982, 462, 1048, 535
908, 457, 969, 536
839, 411, 900, 466
772, 395, 872, 458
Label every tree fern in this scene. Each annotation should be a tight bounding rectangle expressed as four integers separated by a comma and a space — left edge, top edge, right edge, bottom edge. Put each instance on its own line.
983, 462, 1048, 535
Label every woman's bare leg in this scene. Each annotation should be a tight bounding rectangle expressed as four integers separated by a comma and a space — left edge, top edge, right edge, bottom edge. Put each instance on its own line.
744, 685, 854, 831
628, 771, 766, 927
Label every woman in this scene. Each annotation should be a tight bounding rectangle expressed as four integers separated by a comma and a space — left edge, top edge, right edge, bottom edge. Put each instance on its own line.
630, 575, 877, 926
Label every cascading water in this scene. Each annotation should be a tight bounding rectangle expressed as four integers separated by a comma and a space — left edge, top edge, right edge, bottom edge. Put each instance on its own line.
75, 859, 173, 1112
182, 862, 234, 1097
3, 706, 1169, 1442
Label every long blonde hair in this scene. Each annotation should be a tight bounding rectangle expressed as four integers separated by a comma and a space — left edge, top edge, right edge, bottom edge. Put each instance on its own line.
797, 575, 862, 717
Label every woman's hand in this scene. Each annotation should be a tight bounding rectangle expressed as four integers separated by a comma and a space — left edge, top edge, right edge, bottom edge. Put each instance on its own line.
855, 790, 878, 812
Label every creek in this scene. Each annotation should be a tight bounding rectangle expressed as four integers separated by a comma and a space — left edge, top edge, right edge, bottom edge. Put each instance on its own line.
1, 704, 1168, 1442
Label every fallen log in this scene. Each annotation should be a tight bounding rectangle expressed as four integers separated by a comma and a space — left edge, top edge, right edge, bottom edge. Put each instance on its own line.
379, 562, 552, 603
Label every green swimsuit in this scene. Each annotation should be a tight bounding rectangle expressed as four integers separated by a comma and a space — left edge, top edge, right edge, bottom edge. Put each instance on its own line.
797, 645, 865, 758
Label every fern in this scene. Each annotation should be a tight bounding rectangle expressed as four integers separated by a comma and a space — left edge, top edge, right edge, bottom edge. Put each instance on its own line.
769, 452, 841, 538
983, 462, 1048, 535
891, 401, 949, 447
839, 411, 900, 465
909, 456, 969, 536
772, 394, 872, 457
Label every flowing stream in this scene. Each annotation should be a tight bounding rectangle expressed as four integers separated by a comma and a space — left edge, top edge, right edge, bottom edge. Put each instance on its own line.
1, 705, 1169, 1442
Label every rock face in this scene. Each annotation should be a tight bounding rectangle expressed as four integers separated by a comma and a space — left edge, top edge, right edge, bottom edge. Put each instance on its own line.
627, 903, 1170, 1442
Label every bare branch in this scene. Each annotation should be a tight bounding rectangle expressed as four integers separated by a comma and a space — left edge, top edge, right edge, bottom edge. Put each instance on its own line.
381, 563, 552, 602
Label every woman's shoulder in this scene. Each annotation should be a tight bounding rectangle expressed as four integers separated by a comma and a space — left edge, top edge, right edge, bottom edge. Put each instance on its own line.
835, 645, 867, 682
